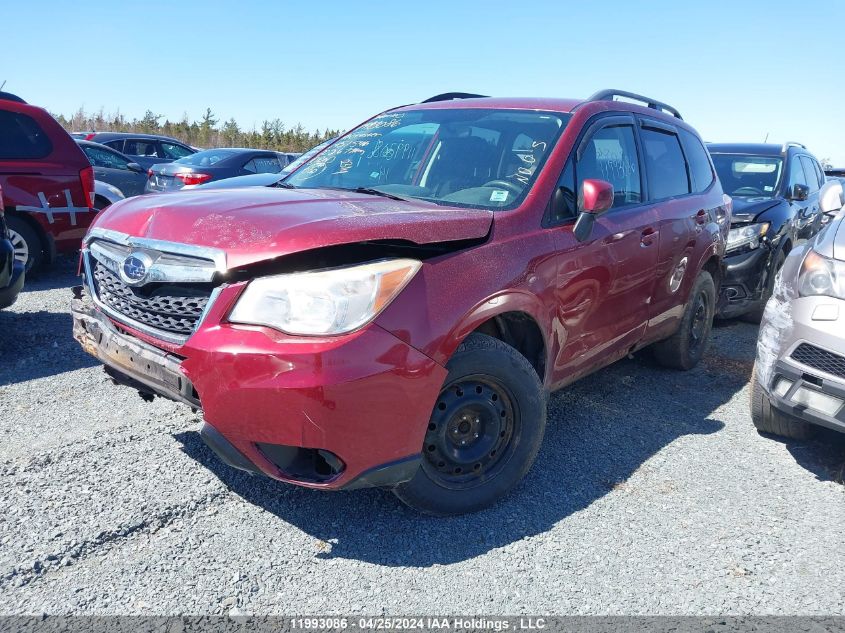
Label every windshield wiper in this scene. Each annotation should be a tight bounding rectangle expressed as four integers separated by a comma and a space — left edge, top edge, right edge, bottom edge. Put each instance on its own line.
274, 180, 296, 189
349, 187, 409, 201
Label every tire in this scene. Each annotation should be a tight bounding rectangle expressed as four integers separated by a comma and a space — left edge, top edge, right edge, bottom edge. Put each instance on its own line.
6, 215, 43, 272
742, 250, 786, 324
653, 271, 716, 370
750, 362, 815, 440
393, 333, 547, 516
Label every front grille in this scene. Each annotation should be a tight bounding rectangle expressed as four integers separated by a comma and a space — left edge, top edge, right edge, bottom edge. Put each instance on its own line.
791, 343, 845, 379
91, 258, 213, 337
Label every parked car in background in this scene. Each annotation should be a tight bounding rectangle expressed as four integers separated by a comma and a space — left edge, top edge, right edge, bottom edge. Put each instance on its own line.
80, 133, 196, 170
824, 166, 845, 178
145, 148, 292, 193
72, 90, 728, 515
709, 142, 827, 322
0, 185, 25, 309
752, 178, 845, 439
194, 137, 337, 191
76, 140, 148, 201
0, 93, 95, 271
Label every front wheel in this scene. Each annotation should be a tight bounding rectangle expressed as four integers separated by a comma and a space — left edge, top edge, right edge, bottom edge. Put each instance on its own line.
750, 363, 815, 439
652, 271, 716, 370
393, 333, 546, 516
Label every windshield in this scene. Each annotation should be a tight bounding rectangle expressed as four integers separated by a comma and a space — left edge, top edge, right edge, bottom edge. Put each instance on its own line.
175, 149, 239, 167
285, 109, 570, 210
280, 137, 337, 177
711, 154, 783, 197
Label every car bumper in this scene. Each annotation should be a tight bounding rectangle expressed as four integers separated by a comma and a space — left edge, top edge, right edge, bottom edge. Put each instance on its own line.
718, 246, 771, 318
71, 287, 446, 489
0, 239, 25, 309
758, 293, 845, 435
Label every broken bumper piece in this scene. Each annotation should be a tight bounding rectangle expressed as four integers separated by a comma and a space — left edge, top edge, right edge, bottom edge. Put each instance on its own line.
70, 285, 445, 490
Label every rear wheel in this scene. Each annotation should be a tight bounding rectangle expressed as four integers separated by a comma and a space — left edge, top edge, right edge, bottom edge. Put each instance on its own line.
750, 363, 815, 439
6, 216, 43, 272
393, 333, 546, 516
653, 271, 715, 370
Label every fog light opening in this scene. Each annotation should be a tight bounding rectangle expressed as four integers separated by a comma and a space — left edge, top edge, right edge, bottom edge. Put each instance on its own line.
791, 386, 843, 417
773, 378, 793, 398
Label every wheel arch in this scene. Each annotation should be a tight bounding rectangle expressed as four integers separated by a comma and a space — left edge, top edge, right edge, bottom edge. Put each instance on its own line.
441, 291, 550, 385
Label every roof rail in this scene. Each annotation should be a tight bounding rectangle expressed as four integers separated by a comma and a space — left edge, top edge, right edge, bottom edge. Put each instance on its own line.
422, 92, 488, 103
0, 91, 26, 103
782, 141, 806, 151
585, 89, 682, 120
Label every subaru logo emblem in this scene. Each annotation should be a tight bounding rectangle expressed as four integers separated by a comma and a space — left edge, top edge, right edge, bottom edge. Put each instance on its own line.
120, 252, 153, 286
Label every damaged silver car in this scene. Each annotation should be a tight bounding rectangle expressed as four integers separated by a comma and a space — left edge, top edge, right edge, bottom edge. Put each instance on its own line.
752, 179, 845, 438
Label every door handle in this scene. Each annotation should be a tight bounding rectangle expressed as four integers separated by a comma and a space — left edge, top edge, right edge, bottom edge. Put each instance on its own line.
640, 227, 657, 247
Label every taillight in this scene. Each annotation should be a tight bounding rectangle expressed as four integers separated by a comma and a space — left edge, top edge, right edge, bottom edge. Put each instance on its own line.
175, 172, 212, 186
147, 169, 154, 178
84, 133, 96, 141
79, 166, 95, 207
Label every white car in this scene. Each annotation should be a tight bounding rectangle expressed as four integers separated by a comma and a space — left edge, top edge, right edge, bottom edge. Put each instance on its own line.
752, 179, 845, 438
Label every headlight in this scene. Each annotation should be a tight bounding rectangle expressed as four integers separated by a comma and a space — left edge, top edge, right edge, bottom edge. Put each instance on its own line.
798, 249, 845, 300
726, 222, 769, 253
228, 258, 421, 335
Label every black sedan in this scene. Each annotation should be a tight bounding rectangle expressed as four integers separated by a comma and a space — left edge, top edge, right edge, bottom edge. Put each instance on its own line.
76, 140, 148, 198
146, 148, 292, 193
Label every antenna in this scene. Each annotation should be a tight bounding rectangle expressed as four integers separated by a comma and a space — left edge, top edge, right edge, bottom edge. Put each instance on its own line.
0, 80, 6, 91
763, 132, 769, 143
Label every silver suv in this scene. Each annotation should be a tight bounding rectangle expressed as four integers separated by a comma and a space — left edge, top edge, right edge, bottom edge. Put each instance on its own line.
752, 179, 845, 438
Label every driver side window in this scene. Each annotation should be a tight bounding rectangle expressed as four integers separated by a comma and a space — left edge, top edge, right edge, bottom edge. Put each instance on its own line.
577, 124, 641, 209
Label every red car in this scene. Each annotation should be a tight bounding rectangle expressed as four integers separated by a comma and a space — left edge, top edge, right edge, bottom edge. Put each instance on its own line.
72, 91, 729, 515
0, 92, 95, 270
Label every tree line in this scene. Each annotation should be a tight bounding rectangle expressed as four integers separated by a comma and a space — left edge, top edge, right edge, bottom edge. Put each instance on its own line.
54, 107, 342, 153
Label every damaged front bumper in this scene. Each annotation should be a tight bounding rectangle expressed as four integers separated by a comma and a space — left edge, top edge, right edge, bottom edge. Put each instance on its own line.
756, 277, 845, 435
71, 285, 446, 490
718, 245, 772, 318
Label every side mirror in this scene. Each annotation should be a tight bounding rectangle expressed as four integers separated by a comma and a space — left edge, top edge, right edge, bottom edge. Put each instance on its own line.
789, 183, 810, 202
819, 179, 844, 214
126, 162, 144, 173
573, 179, 614, 242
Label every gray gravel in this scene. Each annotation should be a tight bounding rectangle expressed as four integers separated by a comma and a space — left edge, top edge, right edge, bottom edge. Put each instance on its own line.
0, 257, 843, 615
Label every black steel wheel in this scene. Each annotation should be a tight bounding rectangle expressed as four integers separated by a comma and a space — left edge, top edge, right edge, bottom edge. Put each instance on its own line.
394, 333, 546, 515
653, 270, 715, 370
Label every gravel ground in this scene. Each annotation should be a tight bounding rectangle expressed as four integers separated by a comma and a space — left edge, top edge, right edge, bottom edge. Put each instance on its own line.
0, 257, 843, 616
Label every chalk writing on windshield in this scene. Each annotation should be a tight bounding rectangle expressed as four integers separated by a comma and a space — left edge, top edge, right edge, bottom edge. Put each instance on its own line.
510, 140, 549, 186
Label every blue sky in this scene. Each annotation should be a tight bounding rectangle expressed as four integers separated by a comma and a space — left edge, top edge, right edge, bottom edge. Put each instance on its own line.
4, 0, 845, 164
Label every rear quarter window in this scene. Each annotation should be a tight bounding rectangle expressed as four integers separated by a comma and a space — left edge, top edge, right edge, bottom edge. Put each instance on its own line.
679, 129, 714, 193
0, 110, 53, 159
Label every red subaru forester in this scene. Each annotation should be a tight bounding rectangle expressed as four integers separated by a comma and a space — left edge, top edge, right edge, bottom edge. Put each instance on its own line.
72, 91, 729, 515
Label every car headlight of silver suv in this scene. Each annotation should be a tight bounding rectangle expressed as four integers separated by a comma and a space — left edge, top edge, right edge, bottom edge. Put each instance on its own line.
798, 249, 845, 300
726, 222, 769, 254
228, 258, 421, 336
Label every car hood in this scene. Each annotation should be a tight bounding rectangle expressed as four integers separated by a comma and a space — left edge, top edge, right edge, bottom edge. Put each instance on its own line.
89, 187, 493, 269
729, 196, 781, 224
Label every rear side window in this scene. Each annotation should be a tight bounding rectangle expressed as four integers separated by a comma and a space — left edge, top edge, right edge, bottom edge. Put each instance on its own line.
161, 142, 193, 160
641, 127, 690, 200
83, 145, 131, 170
244, 156, 283, 174
0, 110, 53, 159
124, 140, 159, 157
679, 129, 714, 193
104, 140, 125, 152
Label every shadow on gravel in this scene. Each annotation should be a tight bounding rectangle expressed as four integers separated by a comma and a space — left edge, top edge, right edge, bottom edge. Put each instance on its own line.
174, 335, 759, 566
19, 256, 80, 293
0, 311, 97, 384
785, 430, 845, 486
